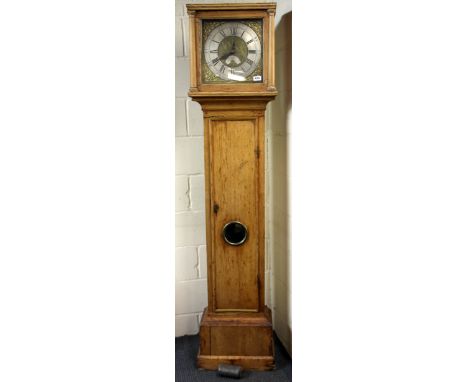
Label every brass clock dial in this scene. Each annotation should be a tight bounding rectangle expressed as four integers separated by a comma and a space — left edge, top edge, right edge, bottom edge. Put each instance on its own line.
202, 20, 263, 83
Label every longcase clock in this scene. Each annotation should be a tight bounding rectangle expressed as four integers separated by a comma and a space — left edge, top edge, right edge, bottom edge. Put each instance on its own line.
186, 2, 277, 371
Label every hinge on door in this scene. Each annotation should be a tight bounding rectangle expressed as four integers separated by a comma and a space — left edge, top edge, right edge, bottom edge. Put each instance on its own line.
255, 147, 260, 159
213, 203, 219, 214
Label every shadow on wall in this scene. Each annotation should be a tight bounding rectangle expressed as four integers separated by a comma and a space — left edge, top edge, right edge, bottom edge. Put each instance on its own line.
268, 10, 292, 355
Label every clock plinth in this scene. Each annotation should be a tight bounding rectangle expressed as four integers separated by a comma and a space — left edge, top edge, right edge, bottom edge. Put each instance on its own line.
187, 3, 277, 372
197, 307, 275, 371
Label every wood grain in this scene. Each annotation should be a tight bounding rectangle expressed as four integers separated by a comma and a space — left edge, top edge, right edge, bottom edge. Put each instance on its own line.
189, 11, 197, 90
210, 118, 258, 311
187, 5, 277, 96
194, 97, 274, 368
211, 326, 272, 356
195, 98, 272, 314
187, 2, 277, 371
198, 307, 275, 369
187, 3, 277, 12
267, 8, 276, 90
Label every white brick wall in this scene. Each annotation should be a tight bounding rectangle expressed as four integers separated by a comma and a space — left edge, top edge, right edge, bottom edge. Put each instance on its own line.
175, 211, 205, 247
175, 99, 187, 137
175, 137, 204, 175
175, 247, 198, 281
187, 100, 203, 136
174, 1, 291, 351
175, 176, 189, 212
267, 2, 292, 355
189, 175, 205, 210
175, 1, 208, 337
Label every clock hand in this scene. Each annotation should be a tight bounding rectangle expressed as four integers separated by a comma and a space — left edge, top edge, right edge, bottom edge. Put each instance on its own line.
219, 51, 232, 60
219, 44, 236, 60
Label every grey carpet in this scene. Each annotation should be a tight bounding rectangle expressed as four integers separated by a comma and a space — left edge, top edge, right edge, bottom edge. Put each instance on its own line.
175, 333, 292, 381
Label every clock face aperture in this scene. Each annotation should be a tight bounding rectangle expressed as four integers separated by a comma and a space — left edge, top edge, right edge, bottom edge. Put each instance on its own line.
202, 20, 263, 83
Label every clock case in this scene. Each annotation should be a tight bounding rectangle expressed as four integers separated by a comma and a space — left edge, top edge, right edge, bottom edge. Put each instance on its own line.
186, 3, 277, 371
187, 2, 277, 97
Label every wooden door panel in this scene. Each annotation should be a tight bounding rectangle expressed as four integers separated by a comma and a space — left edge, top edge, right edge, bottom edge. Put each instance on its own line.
210, 119, 259, 311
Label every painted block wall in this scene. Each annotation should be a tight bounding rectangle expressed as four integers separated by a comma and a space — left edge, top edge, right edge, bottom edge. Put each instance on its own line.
175, 0, 207, 337
175, 0, 292, 356
267, 1, 292, 355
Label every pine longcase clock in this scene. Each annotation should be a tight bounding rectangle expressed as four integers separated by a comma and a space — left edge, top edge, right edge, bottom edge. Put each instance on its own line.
187, 3, 277, 371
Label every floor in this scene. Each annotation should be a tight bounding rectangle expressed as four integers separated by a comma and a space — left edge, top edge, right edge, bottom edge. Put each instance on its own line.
175, 333, 292, 381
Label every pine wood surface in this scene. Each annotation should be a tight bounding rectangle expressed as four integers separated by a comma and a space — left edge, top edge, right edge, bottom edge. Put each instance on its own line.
197, 307, 275, 370
210, 118, 258, 311
201, 306, 273, 326
187, 2, 277, 371
186, 3, 277, 12
187, 5, 276, 96
198, 99, 270, 314
194, 97, 274, 370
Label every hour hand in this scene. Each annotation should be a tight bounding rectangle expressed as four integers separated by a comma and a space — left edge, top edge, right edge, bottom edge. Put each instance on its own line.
220, 49, 235, 60
219, 51, 231, 60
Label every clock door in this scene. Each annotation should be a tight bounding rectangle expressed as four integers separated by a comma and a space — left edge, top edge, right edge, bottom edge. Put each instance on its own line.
208, 117, 263, 312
